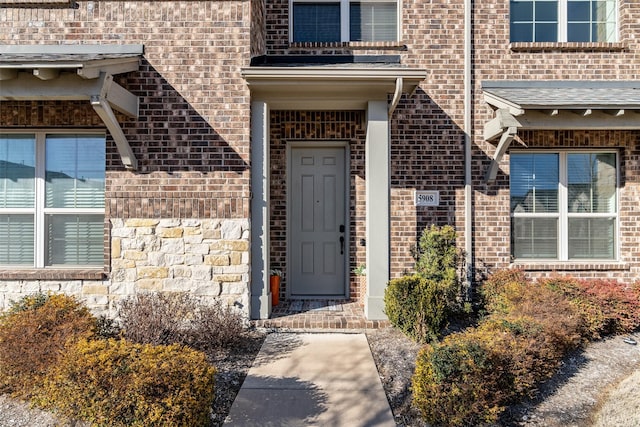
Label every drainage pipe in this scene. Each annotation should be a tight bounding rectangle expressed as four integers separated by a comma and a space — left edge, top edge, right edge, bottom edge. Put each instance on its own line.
388, 77, 403, 118
464, 0, 473, 298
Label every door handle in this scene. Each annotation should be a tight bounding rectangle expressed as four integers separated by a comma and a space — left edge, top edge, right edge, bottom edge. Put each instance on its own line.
339, 236, 344, 255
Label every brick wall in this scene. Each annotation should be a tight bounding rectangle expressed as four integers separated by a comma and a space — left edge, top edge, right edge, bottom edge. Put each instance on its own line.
472, 0, 640, 282
262, 0, 640, 286
0, 1, 253, 315
263, 0, 468, 280
269, 111, 367, 300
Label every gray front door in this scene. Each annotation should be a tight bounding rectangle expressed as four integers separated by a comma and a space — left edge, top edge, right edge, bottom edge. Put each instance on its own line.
289, 146, 347, 297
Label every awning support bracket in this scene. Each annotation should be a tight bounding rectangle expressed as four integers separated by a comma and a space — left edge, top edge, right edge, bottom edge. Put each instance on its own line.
484, 108, 521, 183
91, 94, 138, 170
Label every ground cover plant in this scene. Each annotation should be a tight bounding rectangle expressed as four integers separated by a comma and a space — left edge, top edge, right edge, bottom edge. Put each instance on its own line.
411, 271, 640, 426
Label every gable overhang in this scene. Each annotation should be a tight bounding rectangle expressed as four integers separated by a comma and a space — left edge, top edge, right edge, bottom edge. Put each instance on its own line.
0, 44, 143, 170
241, 66, 427, 110
482, 80, 640, 182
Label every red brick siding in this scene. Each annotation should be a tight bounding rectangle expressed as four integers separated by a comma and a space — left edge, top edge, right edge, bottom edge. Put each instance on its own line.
0, 1, 252, 279
263, 0, 640, 286
472, 0, 640, 282
269, 111, 367, 301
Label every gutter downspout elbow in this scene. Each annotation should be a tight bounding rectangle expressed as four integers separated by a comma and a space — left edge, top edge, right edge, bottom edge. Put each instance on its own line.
388, 77, 403, 118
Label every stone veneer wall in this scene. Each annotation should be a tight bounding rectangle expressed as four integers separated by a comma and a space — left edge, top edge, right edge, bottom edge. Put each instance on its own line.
0, 218, 250, 318
0, 280, 109, 316
111, 218, 250, 316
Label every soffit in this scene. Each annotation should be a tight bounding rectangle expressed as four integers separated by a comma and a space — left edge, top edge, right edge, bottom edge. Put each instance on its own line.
482, 80, 640, 182
242, 66, 427, 109
0, 44, 143, 170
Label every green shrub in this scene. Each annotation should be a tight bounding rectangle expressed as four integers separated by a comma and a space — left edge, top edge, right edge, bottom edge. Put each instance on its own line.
412, 270, 588, 425
39, 338, 216, 427
384, 275, 447, 343
119, 292, 243, 351
414, 225, 463, 311
412, 330, 512, 426
478, 269, 530, 311
0, 293, 96, 397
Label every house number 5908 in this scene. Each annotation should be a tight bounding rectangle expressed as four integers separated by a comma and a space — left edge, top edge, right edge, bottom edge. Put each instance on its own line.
415, 190, 440, 207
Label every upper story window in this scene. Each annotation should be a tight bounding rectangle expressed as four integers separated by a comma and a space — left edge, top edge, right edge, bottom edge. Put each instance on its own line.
510, 0, 617, 42
0, 132, 105, 267
291, 0, 398, 43
510, 151, 618, 261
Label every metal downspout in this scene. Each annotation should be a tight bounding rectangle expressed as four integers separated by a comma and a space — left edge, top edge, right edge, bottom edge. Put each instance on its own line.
464, 0, 473, 298
389, 77, 403, 118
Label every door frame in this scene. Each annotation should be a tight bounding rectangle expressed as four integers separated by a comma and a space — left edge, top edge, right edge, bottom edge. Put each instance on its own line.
286, 140, 351, 299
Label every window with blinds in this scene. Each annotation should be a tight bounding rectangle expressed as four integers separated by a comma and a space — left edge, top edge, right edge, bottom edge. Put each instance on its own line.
0, 133, 105, 267
350, 2, 397, 42
291, 0, 398, 43
510, 0, 617, 42
510, 151, 617, 261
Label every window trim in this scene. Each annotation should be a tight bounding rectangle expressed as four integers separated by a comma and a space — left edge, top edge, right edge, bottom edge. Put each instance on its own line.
0, 129, 106, 269
510, 149, 619, 262
289, 0, 400, 43
510, 0, 619, 43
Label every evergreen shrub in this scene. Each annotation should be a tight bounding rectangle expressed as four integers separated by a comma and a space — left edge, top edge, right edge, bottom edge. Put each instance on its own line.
0, 293, 95, 397
39, 338, 216, 427
384, 275, 447, 343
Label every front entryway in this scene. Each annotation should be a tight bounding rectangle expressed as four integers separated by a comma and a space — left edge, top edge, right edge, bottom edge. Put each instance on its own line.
289, 145, 348, 297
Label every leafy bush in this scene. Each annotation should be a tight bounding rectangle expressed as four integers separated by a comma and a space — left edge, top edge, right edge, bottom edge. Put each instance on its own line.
384, 275, 448, 343
413, 330, 511, 426
543, 277, 640, 338
413, 312, 582, 427
414, 225, 463, 310
119, 292, 243, 351
478, 269, 530, 312
412, 270, 588, 425
39, 338, 216, 427
0, 293, 96, 397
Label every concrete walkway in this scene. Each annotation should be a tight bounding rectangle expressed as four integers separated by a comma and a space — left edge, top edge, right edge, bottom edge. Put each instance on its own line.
224, 333, 395, 426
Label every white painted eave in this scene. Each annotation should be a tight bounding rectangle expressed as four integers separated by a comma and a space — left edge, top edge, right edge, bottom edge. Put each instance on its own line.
242, 66, 427, 109
0, 44, 142, 170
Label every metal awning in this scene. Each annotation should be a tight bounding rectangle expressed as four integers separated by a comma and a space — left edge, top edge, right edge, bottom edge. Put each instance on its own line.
0, 44, 143, 170
482, 80, 640, 182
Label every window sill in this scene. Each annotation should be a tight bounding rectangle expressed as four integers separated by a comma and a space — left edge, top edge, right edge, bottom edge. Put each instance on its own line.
509, 42, 627, 53
0, 269, 106, 280
510, 261, 630, 271
289, 41, 408, 51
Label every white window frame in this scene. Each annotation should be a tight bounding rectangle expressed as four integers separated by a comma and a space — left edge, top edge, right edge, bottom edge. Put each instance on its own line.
510, 0, 619, 43
510, 149, 619, 262
0, 130, 105, 268
289, 0, 400, 43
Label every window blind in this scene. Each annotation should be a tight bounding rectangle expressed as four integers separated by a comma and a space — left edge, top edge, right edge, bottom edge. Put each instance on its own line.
46, 214, 104, 266
350, 2, 397, 42
0, 215, 34, 265
293, 3, 341, 42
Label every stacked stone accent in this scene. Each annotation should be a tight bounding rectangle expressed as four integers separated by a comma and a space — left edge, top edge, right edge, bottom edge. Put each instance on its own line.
0, 279, 108, 315
111, 218, 250, 314
0, 219, 250, 317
